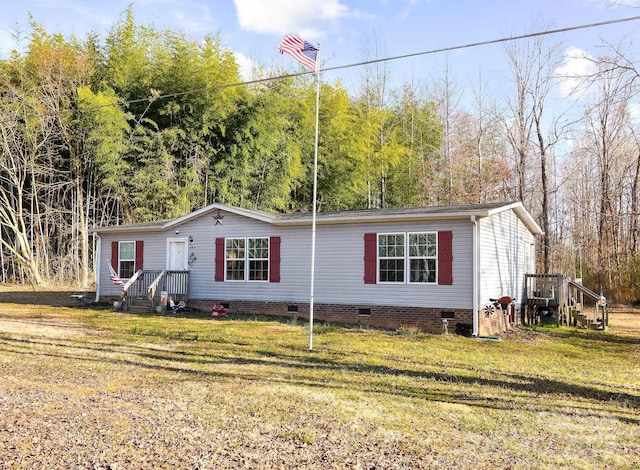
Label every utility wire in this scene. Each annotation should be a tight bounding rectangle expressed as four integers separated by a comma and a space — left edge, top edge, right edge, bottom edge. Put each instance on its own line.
322, 15, 640, 73
112, 14, 640, 109
2, 14, 640, 119
117, 14, 640, 108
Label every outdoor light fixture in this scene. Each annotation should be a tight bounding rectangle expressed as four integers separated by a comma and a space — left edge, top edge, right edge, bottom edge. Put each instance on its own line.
189, 236, 194, 243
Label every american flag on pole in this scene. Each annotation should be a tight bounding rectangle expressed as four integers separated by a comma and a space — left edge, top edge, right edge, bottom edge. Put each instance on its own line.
108, 263, 124, 286
278, 35, 318, 72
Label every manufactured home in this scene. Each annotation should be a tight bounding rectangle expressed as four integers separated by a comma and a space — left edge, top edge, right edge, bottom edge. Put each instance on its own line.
94, 201, 542, 336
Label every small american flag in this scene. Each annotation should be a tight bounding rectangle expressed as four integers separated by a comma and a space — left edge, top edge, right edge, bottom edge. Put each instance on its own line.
278, 35, 318, 72
108, 263, 124, 286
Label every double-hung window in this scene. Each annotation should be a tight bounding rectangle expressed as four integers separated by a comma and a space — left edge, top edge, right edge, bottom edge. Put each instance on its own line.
378, 234, 406, 283
225, 239, 245, 281
248, 238, 269, 281
119, 241, 136, 279
408, 233, 437, 283
225, 237, 269, 281
378, 232, 437, 284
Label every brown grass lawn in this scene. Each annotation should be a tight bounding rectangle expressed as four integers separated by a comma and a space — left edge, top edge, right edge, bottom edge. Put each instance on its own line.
0, 285, 639, 469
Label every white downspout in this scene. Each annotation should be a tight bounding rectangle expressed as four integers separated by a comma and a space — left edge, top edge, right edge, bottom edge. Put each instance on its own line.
471, 216, 479, 337
94, 233, 101, 303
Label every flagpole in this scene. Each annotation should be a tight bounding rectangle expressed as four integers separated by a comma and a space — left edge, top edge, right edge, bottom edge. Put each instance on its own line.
309, 43, 320, 351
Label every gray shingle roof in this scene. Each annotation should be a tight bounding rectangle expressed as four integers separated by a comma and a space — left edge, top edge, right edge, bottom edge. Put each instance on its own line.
94, 201, 542, 235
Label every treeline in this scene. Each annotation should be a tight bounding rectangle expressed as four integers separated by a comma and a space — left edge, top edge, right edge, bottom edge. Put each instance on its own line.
1, 8, 640, 302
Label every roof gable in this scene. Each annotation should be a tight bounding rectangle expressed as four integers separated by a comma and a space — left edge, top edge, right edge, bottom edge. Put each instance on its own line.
94, 201, 542, 235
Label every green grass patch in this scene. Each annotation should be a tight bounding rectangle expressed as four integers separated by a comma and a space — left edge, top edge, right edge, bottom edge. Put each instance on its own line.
0, 300, 638, 468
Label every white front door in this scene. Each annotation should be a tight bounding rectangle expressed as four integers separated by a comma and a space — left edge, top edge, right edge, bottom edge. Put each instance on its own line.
167, 239, 187, 270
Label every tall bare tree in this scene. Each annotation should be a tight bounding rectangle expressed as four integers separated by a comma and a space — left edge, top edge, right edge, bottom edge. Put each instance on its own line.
504, 32, 563, 273
0, 86, 52, 284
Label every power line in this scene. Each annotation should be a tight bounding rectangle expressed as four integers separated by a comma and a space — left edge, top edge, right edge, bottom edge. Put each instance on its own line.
2, 14, 640, 119
126, 14, 640, 107
323, 15, 640, 73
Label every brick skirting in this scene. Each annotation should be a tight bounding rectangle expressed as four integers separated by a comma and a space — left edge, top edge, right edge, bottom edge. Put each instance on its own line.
478, 306, 515, 336
187, 298, 473, 334
102, 295, 517, 336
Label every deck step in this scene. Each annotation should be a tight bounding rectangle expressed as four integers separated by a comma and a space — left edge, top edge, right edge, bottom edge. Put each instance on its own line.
589, 321, 603, 330
128, 299, 152, 313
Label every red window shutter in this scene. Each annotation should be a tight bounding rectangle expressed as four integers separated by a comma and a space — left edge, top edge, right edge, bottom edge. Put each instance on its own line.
438, 231, 453, 285
111, 241, 119, 272
215, 238, 225, 282
135, 240, 144, 271
269, 236, 281, 283
364, 233, 377, 284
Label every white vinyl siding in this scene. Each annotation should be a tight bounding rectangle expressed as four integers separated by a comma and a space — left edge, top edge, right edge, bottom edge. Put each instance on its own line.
99, 215, 472, 308
99, 205, 538, 312
479, 210, 535, 309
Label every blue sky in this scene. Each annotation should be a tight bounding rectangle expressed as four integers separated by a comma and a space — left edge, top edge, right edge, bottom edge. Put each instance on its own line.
1, 0, 640, 108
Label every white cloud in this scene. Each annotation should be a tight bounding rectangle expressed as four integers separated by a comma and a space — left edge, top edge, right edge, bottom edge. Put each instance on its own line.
168, 5, 215, 35
234, 51, 255, 81
232, 0, 349, 39
555, 46, 597, 98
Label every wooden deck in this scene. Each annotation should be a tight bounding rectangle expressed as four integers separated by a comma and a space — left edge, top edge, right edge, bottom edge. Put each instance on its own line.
523, 273, 607, 329
122, 270, 190, 313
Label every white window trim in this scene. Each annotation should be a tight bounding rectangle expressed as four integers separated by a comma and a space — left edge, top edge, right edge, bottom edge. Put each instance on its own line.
225, 238, 246, 282
166, 237, 189, 270
247, 237, 270, 283
407, 232, 438, 285
224, 237, 270, 283
377, 232, 406, 285
118, 240, 135, 279
377, 232, 439, 285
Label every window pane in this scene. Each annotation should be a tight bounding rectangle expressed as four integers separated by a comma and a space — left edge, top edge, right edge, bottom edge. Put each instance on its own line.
410, 259, 436, 283
120, 242, 134, 260
409, 233, 436, 257
379, 234, 405, 283
226, 238, 245, 280
379, 259, 405, 283
426, 233, 436, 257
249, 238, 269, 259
226, 260, 245, 280
226, 239, 245, 260
378, 233, 404, 257
249, 260, 269, 281
119, 260, 135, 279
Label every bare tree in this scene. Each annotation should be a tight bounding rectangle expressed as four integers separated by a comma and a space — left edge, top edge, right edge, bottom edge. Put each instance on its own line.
504, 32, 564, 273
0, 88, 53, 284
432, 56, 461, 204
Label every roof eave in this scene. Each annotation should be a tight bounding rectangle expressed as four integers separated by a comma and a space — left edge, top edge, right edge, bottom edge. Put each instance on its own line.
93, 203, 278, 234
275, 210, 500, 226
486, 201, 543, 235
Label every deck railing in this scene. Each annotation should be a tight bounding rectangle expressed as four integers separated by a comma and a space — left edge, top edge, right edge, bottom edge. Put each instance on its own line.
567, 280, 608, 329
523, 273, 607, 329
122, 270, 163, 311
523, 273, 568, 325
147, 270, 190, 312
